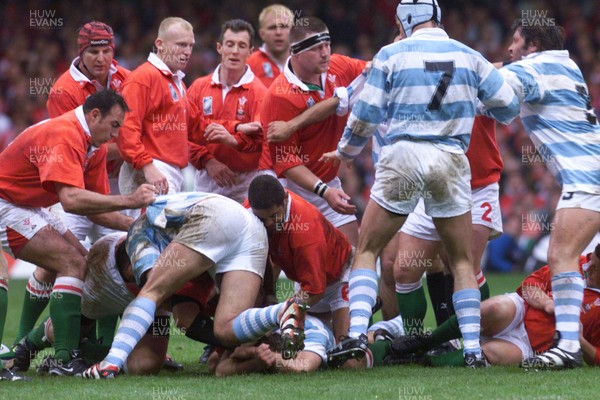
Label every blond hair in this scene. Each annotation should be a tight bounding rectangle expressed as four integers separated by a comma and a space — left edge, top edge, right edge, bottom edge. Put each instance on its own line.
157, 17, 193, 40
258, 4, 294, 28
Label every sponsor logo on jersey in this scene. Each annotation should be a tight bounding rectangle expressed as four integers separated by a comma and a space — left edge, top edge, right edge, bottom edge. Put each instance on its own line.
307, 97, 315, 108
203, 96, 213, 115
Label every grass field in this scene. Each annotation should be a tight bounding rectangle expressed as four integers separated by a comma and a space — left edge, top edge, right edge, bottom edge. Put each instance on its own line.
2, 273, 595, 400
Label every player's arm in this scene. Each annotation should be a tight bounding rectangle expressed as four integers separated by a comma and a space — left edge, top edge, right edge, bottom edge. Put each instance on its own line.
283, 166, 356, 215
55, 183, 156, 215
518, 266, 554, 313
580, 331, 599, 366
88, 212, 135, 232
267, 97, 339, 143
214, 344, 275, 377
273, 350, 322, 373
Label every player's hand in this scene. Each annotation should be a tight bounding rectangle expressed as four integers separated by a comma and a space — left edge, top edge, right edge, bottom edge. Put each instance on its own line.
129, 183, 158, 208
142, 163, 169, 194
543, 300, 554, 315
267, 121, 294, 143
205, 158, 237, 187
319, 150, 353, 169
204, 123, 238, 147
255, 343, 276, 368
323, 187, 357, 215
236, 121, 263, 136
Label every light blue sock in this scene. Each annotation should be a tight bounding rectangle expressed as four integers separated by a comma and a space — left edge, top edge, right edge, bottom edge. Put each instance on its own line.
104, 297, 156, 369
348, 268, 378, 338
452, 289, 481, 356
553, 272, 584, 353
232, 302, 284, 342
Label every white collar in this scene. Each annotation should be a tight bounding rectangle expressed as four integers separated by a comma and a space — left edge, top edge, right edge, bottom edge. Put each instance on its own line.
259, 44, 286, 71
283, 193, 291, 223
522, 49, 569, 61
283, 57, 325, 92
147, 52, 185, 81
410, 27, 449, 39
74, 106, 91, 136
69, 57, 118, 87
74, 106, 99, 154
211, 64, 255, 87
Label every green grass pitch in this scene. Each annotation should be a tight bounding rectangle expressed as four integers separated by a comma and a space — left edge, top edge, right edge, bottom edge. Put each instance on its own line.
2, 274, 595, 400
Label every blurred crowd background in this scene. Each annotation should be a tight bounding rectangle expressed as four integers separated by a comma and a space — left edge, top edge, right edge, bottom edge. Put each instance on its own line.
1, 0, 599, 273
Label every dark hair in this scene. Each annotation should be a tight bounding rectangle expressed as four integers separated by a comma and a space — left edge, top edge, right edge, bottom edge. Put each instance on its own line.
218, 19, 255, 46
512, 19, 565, 51
248, 175, 286, 210
594, 243, 600, 261
83, 89, 129, 116
289, 16, 328, 44
115, 238, 131, 278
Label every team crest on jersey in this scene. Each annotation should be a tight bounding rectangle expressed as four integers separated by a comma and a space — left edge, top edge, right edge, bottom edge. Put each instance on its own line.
168, 83, 179, 102
203, 96, 213, 115
237, 96, 247, 119
111, 79, 122, 89
262, 62, 273, 78
327, 74, 336, 84
307, 97, 315, 108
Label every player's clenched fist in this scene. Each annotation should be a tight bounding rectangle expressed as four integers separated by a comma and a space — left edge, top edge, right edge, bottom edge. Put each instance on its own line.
129, 183, 158, 208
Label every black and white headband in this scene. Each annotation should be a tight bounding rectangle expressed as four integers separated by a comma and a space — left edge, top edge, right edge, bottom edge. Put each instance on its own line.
290, 31, 331, 54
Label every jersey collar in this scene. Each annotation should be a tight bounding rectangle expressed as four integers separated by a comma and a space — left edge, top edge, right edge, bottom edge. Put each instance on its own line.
74, 106, 99, 154
283, 57, 325, 93
69, 57, 119, 88
259, 44, 286, 72
211, 64, 255, 88
148, 52, 186, 81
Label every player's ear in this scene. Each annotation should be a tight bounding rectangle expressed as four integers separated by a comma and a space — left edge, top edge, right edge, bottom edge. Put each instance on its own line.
155, 38, 163, 53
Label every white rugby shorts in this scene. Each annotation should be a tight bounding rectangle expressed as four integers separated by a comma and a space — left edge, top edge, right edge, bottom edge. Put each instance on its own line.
370, 141, 472, 218
401, 182, 502, 241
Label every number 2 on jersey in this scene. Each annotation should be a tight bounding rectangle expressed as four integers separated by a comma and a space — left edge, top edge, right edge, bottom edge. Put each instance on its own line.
424, 61, 455, 111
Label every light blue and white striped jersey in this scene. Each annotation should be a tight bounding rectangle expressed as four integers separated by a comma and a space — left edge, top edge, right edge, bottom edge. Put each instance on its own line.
501, 50, 600, 194
344, 68, 391, 164
338, 28, 519, 158
303, 315, 336, 363
126, 192, 234, 285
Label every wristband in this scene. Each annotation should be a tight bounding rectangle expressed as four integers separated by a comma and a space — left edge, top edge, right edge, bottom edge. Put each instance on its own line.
313, 180, 329, 198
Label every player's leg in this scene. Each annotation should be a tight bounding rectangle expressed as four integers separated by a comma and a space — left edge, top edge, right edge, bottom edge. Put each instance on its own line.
13, 267, 54, 346
524, 206, 600, 369
18, 226, 87, 375
125, 316, 170, 376
433, 212, 484, 366
327, 200, 407, 367
349, 200, 407, 338
379, 233, 400, 320
471, 224, 491, 300
337, 220, 359, 247
0, 253, 26, 381
394, 232, 439, 336
94, 242, 210, 375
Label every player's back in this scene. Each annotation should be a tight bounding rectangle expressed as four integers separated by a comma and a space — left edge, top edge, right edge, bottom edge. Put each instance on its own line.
376, 28, 512, 153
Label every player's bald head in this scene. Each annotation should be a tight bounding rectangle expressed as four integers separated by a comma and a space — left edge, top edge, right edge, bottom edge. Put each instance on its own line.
158, 17, 193, 40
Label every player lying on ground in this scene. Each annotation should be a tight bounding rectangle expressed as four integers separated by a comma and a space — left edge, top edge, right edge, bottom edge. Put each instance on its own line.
387, 243, 600, 368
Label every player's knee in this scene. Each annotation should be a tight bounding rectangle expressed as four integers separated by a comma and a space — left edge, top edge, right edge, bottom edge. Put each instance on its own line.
214, 322, 237, 347
58, 250, 87, 279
